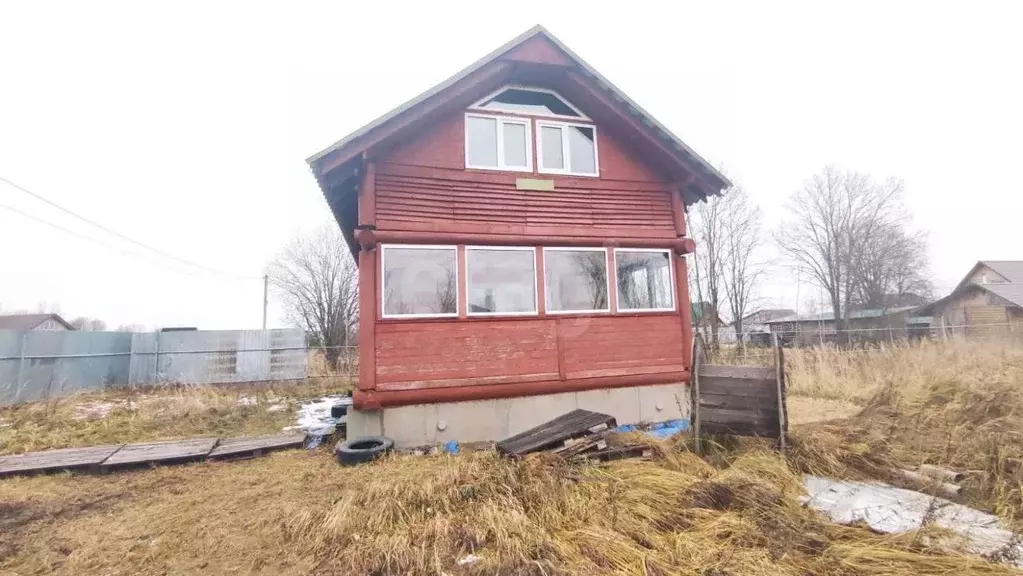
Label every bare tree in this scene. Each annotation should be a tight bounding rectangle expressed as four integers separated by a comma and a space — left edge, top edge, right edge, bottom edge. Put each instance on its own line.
851, 223, 932, 308
719, 186, 765, 341
776, 167, 910, 333
688, 194, 725, 347
267, 225, 359, 369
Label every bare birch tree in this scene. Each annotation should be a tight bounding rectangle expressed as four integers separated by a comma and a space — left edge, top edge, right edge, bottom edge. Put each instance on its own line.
719, 186, 765, 340
268, 225, 359, 369
776, 167, 909, 334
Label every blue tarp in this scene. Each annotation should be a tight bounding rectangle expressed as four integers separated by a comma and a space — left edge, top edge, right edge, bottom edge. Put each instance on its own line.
615, 419, 689, 439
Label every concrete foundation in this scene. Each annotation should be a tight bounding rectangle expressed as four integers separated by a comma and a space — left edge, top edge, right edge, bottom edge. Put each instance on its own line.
346, 382, 691, 447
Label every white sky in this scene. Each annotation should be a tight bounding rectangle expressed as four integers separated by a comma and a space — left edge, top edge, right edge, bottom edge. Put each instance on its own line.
1, 1, 1020, 328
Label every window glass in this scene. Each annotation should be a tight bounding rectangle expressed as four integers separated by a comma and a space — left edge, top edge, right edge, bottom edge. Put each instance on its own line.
541, 125, 564, 170
382, 246, 458, 316
466, 116, 498, 167
568, 126, 597, 175
467, 248, 536, 314
478, 88, 580, 117
616, 250, 673, 311
545, 249, 608, 312
502, 122, 527, 168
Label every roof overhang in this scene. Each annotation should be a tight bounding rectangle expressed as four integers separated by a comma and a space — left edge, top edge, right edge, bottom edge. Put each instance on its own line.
307, 25, 731, 211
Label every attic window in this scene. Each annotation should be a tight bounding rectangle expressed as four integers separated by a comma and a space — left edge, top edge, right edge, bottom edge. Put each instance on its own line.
472, 87, 585, 119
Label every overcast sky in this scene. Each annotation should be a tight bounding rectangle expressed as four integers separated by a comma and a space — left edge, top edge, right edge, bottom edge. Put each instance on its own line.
1, 1, 1020, 329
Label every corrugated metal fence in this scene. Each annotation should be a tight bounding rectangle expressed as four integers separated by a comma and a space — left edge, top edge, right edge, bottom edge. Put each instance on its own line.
0, 329, 307, 406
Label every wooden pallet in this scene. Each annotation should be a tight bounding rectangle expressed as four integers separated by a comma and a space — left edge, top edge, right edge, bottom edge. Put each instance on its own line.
208, 433, 306, 460
100, 438, 220, 470
496, 409, 617, 456
0, 445, 124, 477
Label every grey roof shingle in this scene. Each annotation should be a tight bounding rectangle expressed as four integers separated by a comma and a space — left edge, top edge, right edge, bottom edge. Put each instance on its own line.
981, 283, 1023, 308
982, 261, 1023, 283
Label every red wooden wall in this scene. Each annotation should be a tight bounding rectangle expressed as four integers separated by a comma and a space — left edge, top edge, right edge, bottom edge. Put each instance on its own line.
355, 107, 694, 409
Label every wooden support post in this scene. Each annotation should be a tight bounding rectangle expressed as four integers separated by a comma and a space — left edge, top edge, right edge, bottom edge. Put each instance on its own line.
691, 334, 703, 455
773, 333, 787, 454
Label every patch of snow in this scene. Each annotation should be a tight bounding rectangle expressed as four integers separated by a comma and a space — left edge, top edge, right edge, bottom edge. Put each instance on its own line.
803, 475, 1023, 565
266, 403, 287, 413
288, 395, 353, 436
73, 400, 129, 420
236, 396, 258, 406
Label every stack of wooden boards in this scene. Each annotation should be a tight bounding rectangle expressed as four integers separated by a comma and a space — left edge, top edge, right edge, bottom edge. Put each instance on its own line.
495, 409, 652, 461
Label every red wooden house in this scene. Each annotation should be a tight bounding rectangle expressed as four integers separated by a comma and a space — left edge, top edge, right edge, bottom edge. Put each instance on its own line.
308, 26, 730, 446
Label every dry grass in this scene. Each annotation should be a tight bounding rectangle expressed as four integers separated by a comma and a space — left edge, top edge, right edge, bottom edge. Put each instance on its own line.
0, 377, 349, 456
2, 445, 1015, 575
3, 337, 1023, 574
787, 338, 1023, 526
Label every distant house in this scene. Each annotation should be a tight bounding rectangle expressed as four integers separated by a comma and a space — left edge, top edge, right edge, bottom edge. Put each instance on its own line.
913, 261, 1023, 337
719, 308, 796, 345
0, 313, 75, 331
765, 307, 918, 346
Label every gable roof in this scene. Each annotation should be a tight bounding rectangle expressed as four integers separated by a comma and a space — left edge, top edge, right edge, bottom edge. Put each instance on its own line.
0, 313, 74, 330
307, 25, 731, 205
982, 283, 1023, 308
953, 260, 1023, 291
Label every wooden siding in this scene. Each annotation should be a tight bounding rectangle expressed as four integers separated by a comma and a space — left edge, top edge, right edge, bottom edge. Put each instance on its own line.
375, 315, 684, 391
360, 102, 691, 403
374, 110, 677, 241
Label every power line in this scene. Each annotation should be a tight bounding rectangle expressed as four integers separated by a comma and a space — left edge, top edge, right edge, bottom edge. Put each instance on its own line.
0, 175, 260, 279
0, 204, 253, 282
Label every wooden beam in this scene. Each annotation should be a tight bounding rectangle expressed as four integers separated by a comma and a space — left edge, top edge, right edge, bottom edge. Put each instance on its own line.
358, 159, 376, 227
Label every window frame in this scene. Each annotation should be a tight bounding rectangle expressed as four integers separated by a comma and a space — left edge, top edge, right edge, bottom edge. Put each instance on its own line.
469, 84, 589, 120
380, 244, 460, 320
535, 120, 600, 177
464, 245, 539, 318
613, 248, 676, 313
464, 113, 533, 173
542, 246, 612, 315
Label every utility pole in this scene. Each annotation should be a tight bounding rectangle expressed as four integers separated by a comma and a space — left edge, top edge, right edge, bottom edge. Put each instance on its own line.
262, 274, 269, 330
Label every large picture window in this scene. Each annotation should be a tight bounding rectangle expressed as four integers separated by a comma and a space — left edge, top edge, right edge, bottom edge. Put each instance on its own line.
536, 121, 598, 176
381, 245, 458, 318
615, 249, 674, 312
466, 247, 537, 315
544, 248, 609, 313
465, 114, 532, 172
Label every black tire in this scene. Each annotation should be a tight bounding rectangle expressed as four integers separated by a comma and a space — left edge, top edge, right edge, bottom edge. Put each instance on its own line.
330, 404, 349, 418
335, 435, 394, 466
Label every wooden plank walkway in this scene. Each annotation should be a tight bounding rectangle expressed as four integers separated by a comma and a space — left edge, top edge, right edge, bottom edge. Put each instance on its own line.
102, 438, 220, 469
0, 444, 124, 477
208, 433, 305, 460
0, 433, 308, 477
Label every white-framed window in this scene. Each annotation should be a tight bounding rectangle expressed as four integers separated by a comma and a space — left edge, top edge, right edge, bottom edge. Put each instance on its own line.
614, 248, 675, 312
536, 120, 598, 177
543, 247, 610, 314
381, 244, 459, 319
464, 113, 532, 172
465, 246, 538, 316
470, 85, 588, 120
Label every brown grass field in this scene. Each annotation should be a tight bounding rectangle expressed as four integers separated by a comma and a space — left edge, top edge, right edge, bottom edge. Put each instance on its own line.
2, 338, 1023, 575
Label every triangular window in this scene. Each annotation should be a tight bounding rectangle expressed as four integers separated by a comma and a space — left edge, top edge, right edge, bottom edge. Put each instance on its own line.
471, 86, 586, 119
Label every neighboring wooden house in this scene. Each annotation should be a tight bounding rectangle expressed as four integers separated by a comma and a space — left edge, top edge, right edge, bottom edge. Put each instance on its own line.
913, 261, 1023, 337
719, 308, 795, 346
765, 307, 917, 347
0, 313, 74, 331
307, 26, 730, 446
